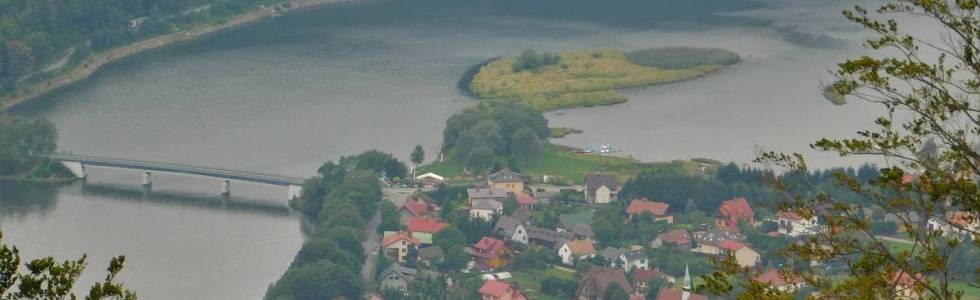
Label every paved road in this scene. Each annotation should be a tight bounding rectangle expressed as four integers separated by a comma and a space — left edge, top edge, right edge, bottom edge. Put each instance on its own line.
361, 209, 382, 284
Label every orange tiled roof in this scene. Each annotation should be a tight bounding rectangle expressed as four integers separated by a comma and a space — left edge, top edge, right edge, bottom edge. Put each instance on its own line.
627, 198, 670, 216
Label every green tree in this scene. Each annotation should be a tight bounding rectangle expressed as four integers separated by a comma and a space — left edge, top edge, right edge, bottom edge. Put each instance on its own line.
466, 146, 495, 175
410, 144, 425, 178
510, 127, 543, 164
379, 201, 401, 233
0, 231, 136, 299
503, 194, 519, 215
645, 277, 665, 300
433, 225, 467, 252
265, 259, 364, 300
708, 1, 980, 299
440, 245, 469, 272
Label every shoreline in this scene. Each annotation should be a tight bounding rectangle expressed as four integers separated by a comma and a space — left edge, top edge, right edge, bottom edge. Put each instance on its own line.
0, 0, 359, 112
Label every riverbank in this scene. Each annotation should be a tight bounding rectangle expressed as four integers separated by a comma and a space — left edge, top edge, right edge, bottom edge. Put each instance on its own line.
0, 0, 359, 112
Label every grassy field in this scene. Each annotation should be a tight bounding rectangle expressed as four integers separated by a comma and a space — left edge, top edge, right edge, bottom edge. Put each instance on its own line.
468, 48, 736, 111
418, 144, 719, 184
504, 267, 576, 300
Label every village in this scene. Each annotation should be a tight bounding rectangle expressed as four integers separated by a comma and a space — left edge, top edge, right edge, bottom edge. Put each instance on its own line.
367, 169, 980, 300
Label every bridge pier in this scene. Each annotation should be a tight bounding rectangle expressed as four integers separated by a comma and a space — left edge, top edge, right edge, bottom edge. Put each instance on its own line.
142, 172, 152, 187
221, 180, 231, 196
61, 161, 86, 178
287, 184, 302, 201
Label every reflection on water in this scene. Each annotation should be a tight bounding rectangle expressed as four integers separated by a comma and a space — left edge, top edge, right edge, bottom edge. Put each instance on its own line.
0, 180, 59, 220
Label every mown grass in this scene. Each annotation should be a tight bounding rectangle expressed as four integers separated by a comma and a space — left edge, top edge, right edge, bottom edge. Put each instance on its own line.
418, 144, 719, 184
468, 49, 734, 111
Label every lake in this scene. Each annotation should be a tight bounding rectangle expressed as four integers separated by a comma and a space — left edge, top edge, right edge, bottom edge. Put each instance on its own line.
1, 0, 889, 298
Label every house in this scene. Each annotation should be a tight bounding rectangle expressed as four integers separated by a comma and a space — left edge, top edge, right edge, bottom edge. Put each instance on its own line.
468, 188, 509, 206
927, 211, 979, 237
468, 237, 512, 269
755, 269, 803, 292
632, 268, 664, 294
378, 263, 417, 292
651, 229, 692, 249
406, 217, 449, 244
600, 247, 627, 266
527, 226, 576, 248
479, 280, 527, 300
382, 232, 421, 263
691, 229, 743, 255
415, 172, 445, 187
575, 267, 633, 300
493, 216, 529, 244
584, 174, 621, 204
619, 249, 649, 272
891, 271, 926, 299
471, 199, 504, 221
718, 240, 760, 268
511, 207, 532, 224
716, 197, 755, 232
626, 198, 673, 223
417, 246, 445, 267
558, 211, 594, 233
488, 170, 525, 195
655, 265, 708, 300
399, 198, 430, 223
559, 238, 597, 265
516, 192, 535, 209
776, 210, 819, 237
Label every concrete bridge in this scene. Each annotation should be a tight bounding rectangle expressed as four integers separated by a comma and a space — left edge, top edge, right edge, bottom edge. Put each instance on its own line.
46, 152, 305, 200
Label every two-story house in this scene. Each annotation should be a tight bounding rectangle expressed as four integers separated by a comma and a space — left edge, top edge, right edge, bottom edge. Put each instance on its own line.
558, 238, 596, 265
493, 215, 529, 244
479, 280, 527, 300
716, 197, 754, 233
488, 170, 525, 194
584, 173, 621, 205
626, 198, 673, 224
382, 232, 420, 263
468, 237, 512, 269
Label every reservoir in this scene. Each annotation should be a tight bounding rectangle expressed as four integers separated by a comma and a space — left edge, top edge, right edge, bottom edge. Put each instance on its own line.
1, 0, 886, 298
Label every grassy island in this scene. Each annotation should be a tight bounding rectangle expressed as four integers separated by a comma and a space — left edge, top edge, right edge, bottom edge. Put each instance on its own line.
467, 47, 739, 111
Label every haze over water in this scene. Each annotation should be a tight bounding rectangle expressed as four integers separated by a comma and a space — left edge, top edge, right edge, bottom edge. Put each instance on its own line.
1, 0, 888, 298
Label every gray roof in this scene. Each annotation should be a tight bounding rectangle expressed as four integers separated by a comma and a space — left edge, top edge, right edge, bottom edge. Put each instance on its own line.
472, 199, 503, 210
418, 269, 443, 281
622, 249, 646, 261
489, 170, 523, 183
379, 263, 417, 282
585, 174, 620, 192
693, 229, 743, 246
527, 226, 575, 244
417, 246, 445, 261
494, 216, 523, 236
511, 207, 532, 224
601, 247, 627, 261
571, 224, 594, 238
467, 188, 508, 199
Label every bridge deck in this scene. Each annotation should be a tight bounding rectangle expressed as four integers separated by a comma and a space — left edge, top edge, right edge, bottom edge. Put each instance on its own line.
46, 153, 305, 186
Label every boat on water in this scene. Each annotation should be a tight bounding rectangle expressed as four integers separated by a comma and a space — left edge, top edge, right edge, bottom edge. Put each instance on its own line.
577, 144, 621, 154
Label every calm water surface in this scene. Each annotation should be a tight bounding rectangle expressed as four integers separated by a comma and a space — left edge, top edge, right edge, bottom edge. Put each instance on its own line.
1, 0, 894, 298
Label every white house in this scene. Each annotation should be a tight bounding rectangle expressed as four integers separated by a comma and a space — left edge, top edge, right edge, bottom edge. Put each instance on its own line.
584, 174, 620, 204
927, 212, 979, 237
470, 199, 503, 221
777, 210, 819, 237
493, 216, 529, 244
558, 239, 596, 265
618, 249, 649, 272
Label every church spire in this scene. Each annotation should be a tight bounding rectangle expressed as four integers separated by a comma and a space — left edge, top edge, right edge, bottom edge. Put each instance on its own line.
682, 263, 692, 300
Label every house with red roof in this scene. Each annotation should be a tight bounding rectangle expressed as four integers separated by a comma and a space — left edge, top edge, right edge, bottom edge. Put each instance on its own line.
406, 217, 449, 244
716, 197, 755, 232
478, 280, 527, 300
626, 198, 673, 224
515, 192, 535, 210
755, 269, 803, 292
651, 229, 692, 250
718, 240, 759, 268
382, 231, 421, 263
891, 271, 926, 299
632, 268, 664, 294
399, 198, 439, 224
467, 237, 512, 269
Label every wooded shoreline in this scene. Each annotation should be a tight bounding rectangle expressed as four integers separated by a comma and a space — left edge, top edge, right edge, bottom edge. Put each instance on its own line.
0, 0, 358, 112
